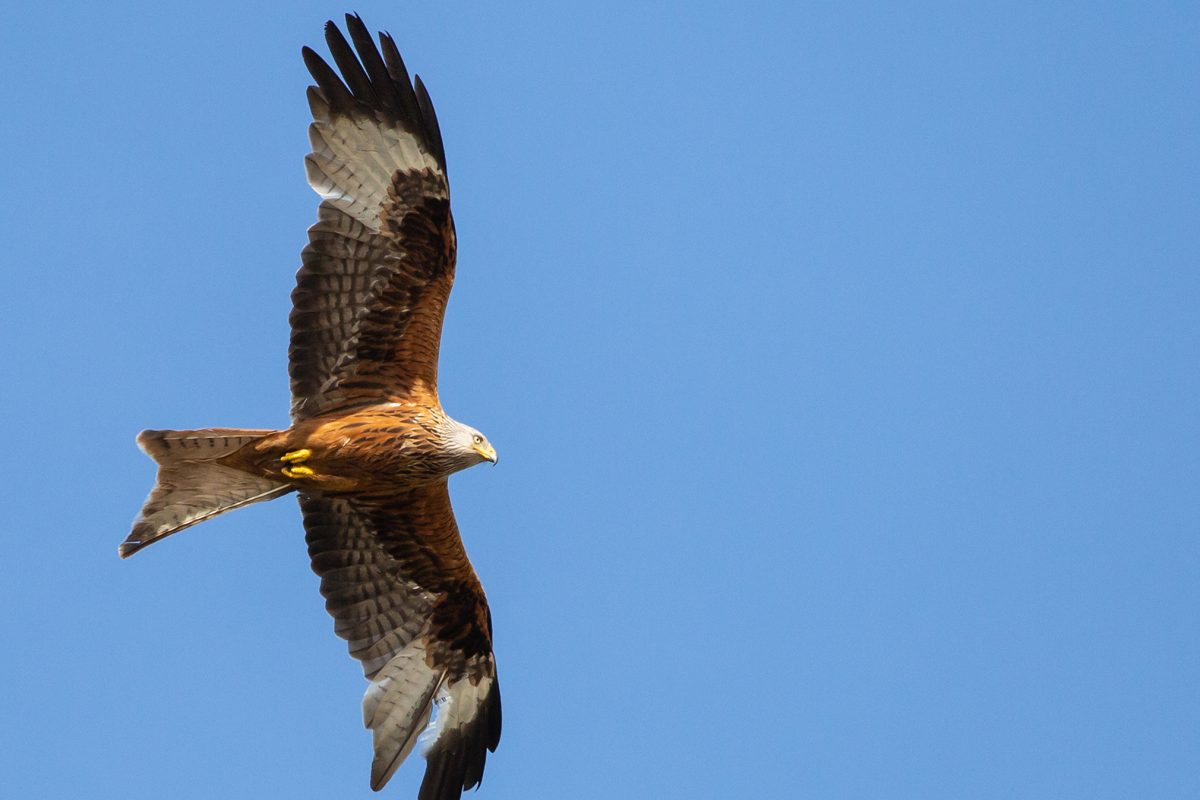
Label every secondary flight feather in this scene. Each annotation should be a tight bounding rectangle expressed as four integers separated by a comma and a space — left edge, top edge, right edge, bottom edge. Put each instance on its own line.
121, 15, 502, 800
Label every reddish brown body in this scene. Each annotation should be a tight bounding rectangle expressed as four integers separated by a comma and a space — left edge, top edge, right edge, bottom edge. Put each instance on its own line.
223, 402, 454, 494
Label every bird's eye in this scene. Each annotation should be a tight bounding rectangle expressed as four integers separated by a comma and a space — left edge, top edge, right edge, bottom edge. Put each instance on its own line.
473, 435, 483, 444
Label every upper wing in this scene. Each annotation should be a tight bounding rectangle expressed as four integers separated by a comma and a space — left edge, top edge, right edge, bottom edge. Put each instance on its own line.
300, 482, 501, 797
290, 14, 456, 420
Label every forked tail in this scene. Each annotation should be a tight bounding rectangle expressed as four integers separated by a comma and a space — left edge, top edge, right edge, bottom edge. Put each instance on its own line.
120, 428, 292, 558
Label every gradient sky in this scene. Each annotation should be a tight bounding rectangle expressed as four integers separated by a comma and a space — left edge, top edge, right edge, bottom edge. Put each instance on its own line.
3, 2, 1198, 798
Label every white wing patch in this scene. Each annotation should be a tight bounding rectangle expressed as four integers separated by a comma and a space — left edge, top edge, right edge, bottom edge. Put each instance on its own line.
420, 673, 493, 754
305, 91, 442, 231
363, 639, 444, 790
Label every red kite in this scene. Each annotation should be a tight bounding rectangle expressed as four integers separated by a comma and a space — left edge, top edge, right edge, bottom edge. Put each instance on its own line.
121, 15, 502, 800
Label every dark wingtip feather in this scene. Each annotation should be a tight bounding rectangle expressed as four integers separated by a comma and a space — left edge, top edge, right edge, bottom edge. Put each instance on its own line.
324, 17, 377, 105
418, 744, 463, 800
345, 13, 401, 113
302, 45, 355, 111
487, 679, 502, 752
304, 16, 448, 174
413, 76, 447, 171
417, 678, 501, 800
377, 30, 428, 149
378, 30, 412, 86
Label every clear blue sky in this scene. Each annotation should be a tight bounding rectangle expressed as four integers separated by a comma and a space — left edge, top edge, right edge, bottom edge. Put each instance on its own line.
2, 2, 1197, 798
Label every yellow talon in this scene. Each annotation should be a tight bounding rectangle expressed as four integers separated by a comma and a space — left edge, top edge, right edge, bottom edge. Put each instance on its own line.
282, 465, 315, 479
281, 448, 311, 464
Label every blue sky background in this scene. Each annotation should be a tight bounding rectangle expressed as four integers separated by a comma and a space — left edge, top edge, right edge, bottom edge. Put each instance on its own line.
2, 2, 1198, 798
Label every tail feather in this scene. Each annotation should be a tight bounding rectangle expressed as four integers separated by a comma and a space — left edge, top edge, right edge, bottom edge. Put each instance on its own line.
120, 428, 291, 558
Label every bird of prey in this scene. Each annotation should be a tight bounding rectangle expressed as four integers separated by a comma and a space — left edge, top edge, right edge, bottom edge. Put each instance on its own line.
120, 15, 502, 799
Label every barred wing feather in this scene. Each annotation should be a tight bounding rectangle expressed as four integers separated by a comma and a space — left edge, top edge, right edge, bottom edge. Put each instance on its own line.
300, 484, 500, 796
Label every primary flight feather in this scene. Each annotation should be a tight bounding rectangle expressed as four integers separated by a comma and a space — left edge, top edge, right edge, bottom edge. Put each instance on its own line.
121, 15, 502, 800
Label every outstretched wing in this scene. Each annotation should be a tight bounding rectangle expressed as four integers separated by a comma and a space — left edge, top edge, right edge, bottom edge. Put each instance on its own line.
290, 14, 456, 420
300, 483, 501, 797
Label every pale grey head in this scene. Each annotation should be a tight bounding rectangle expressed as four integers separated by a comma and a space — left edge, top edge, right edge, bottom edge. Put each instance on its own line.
441, 418, 498, 472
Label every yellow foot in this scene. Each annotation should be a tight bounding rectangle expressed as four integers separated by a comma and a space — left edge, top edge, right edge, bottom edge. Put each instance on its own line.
282, 465, 315, 479
281, 448, 312, 465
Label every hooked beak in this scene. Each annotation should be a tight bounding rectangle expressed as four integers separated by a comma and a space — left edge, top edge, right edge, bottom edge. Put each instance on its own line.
474, 444, 498, 465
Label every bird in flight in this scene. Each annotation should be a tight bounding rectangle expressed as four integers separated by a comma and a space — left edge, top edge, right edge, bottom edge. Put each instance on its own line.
120, 14, 502, 799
